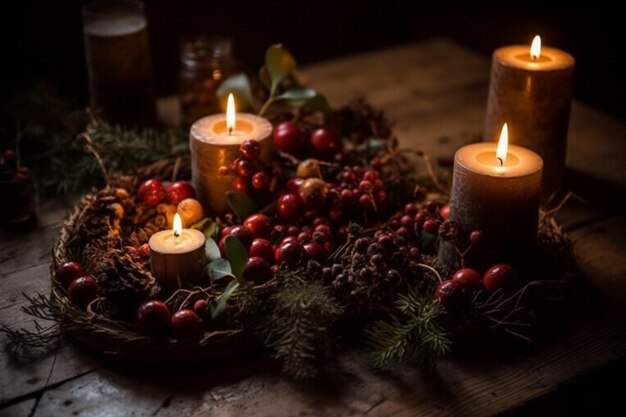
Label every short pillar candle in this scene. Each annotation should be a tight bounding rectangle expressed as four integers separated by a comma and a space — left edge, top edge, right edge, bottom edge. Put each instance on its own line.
149, 213, 206, 292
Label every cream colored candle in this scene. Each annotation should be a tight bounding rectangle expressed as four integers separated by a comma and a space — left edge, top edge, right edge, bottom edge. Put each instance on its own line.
441, 125, 543, 267
149, 214, 206, 292
484, 36, 574, 198
190, 94, 273, 215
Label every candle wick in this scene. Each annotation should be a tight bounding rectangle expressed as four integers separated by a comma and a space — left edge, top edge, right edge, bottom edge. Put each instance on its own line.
228, 126, 233, 136
174, 230, 181, 238
497, 157, 504, 167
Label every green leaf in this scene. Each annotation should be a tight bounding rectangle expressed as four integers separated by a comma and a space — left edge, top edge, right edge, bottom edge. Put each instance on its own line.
265, 44, 296, 94
275, 87, 317, 102
210, 280, 240, 319
225, 236, 248, 283
302, 93, 331, 115
206, 258, 232, 281
216, 73, 255, 111
226, 191, 258, 221
192, 218, 217, 239
204, 238, 221, 261
259, 65, 272, 90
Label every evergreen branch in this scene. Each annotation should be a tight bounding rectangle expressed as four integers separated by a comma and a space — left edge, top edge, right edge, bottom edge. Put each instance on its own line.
366, 288, 450, 368
260, 271, 343, 379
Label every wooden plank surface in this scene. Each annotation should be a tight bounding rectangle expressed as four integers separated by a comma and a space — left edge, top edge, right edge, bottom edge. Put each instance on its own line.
1, 38, 626, 417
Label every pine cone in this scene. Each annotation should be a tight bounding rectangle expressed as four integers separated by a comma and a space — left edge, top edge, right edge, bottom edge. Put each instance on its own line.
96, 250, 160, 300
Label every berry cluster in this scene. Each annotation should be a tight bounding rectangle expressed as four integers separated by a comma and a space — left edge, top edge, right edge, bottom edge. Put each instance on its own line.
218, 139, 271, 194
54, 262, 100, 309
326, 226, 423, 305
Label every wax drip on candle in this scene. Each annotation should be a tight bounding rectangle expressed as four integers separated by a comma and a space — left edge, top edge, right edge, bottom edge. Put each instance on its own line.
226, 93, 236, 136
496, 123, 509, 167
173, 213, 182, 238
530, 35, 542, 61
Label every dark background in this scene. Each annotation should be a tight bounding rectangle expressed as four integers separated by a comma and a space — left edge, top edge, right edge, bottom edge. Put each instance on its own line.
1, 1, 625, 415
2, 1, 626, 121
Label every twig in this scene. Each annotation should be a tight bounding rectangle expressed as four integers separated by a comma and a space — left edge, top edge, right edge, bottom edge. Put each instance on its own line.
79, 132, 109, 183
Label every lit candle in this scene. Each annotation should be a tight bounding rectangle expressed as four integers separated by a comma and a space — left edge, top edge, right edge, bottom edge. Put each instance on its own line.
441, 124, 543, 267
484, 35, 574, 198
190, 94, 273, 215
149, 213, 206, 292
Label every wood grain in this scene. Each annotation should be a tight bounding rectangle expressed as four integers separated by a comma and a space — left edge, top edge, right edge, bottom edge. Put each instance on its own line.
1, 38, 626, 416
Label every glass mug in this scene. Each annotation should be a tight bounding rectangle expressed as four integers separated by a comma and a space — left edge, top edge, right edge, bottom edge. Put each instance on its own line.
82, 0, 156, 126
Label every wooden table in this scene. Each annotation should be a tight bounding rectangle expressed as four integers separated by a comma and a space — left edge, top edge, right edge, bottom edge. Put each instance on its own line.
2, 38, 626, 417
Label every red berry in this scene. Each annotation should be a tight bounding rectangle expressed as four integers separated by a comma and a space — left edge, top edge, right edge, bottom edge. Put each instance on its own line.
249, 238, 274, 264
220, 226, 233, 239
232, 177, 248, 193
240, 139, 261, 160
483, 264, 517, 293
400, 215, 414, 228
273, 121, 305, 156
251, 171, 269, 190
358, 180, 373, 194
423, 219, 440, 234
303, 241, 324, 260
138, 179, 166, 207
287, 225, 300, 236
166, 181, 196, 205
285, 177, 304, 193
409, 246, 420, 260
193, 299, 208, 316
217, 165, 230, 175
310, 127, 340, 158
404, 203, 417, 216
439, 204, 450, 220
277, 193, 302, 221
280, 236, 299, 246
425, 200, 438, 213
414, 212, 427, 226
137, 300, 171, 335
229, 225, 254, 249
434, 279, 467, 309
275, 241, 304, 267
243, 257, 273, 283
375, 190, 386, 204
396, 226, 411, 239
243, 213, 272, 238
297, 231, 312, 243
363, 169, 378, 182
54, 262, 86, 289
68, 276, 99, 309
470, 230, 485, 245
340, 189, 354, 205
171, 309, 203, 338
359, 194, 375, 210
233, 158, 252, 177
451, 268, 482, 290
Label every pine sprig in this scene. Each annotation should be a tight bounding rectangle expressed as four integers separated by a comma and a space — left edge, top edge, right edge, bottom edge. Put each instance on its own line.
260, 271, 344, 379
366, 288, 450, 368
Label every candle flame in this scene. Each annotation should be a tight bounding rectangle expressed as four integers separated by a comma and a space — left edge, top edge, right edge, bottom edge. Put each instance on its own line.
226, 93, 236, 135
496, 123, 509, 166
173, 213, 182, 237
530, 35, 541, 59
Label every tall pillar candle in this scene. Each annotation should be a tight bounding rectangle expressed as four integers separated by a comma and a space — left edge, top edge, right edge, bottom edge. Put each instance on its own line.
190, 94, 273, 215
440, 125, 543, 268
484, 36, 573, 198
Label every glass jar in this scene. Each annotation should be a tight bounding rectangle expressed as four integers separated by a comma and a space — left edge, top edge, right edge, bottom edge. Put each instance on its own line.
179, 36, 236, 128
